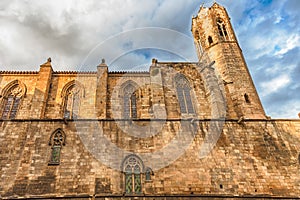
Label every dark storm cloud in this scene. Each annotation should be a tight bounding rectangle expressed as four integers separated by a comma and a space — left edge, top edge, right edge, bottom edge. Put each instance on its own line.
21, 14, 83, 55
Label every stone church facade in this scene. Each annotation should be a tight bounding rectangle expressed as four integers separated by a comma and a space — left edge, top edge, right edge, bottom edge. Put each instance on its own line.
1, 3, 300, 200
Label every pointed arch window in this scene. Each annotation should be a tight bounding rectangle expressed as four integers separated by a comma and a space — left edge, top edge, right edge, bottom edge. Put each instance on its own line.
217, 19, 228, 40
63, 85, 81, 119
145, 167, 153, 181
122, 155, 144, 194
48, 129, 66, 165
123, 84, 137, 119
1, 82, 26, 119
175, 75, 195, 114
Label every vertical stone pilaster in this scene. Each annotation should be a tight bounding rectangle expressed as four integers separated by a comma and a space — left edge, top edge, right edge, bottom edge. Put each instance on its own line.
96, 59, 108, 119
30, 58, 53, 119
149, 59, 166, 119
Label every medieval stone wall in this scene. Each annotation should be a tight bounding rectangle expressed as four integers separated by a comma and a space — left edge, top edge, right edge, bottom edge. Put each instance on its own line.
44, 73, 98, 119
106, 73, 151, 119
1, 119, 300, 199
0, 63, 228, 121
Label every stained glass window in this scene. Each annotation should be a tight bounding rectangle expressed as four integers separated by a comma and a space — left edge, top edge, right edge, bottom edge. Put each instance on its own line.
175, 75, 195, 114
1, 84, 23, 119
49, 145, 61, 164
122, 155, 143, 194
49, 129, 65, 165
123, 84, 137, 119
134, 173, 141, 193
125, 172, 133, 193
63, 85, 80, 119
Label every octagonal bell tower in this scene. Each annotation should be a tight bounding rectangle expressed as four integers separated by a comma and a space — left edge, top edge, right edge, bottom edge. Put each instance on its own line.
192, 2, 266, 119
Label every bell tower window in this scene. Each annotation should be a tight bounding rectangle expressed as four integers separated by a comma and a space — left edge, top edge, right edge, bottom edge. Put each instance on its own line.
217, 19, 228, 40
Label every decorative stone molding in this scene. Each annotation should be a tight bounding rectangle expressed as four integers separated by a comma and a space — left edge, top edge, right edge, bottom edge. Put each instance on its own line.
61, 80, 85, 98
0, 80, 27, 98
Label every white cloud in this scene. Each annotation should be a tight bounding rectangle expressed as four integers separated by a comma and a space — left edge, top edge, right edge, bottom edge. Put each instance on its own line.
268, 100, 300, 119
260, 74, 291, 97
275, 34, 300, 56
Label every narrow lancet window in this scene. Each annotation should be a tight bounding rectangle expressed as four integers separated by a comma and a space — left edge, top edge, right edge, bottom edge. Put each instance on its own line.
63, 85, 80, 119
175, 75, 195, 114
217, 19, 228, 40
123, 84, 137, 119
145, 168, 153, 181
49, 129, 66, 165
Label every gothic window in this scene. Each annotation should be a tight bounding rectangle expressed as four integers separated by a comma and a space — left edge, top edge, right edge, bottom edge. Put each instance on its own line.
175, 75, 195, 114
1, 82, 26, 119
122, 155, 144, 194
145, 167, 153, 181
217, 19, 228, 40
123, 84, 137, 119
63, 85, 80, 119
48, 129, 66, 165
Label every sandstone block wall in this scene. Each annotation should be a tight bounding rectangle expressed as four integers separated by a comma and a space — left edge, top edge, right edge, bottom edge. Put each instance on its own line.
0, 119, 300, 199
0, 61, 245, 121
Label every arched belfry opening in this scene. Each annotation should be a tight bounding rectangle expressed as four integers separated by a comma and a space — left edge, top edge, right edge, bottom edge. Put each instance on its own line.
217, 18, 228, 40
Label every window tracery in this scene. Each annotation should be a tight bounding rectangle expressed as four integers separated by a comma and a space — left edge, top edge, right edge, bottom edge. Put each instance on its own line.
123, 83, 137, 119
217, 19, 228, 40
48, 128, 66, 165
64, 85, 80, 119
122, 155, 144, 194
175, 75, 195, 114
1, 81, 26, 119
61, 81, 84, 119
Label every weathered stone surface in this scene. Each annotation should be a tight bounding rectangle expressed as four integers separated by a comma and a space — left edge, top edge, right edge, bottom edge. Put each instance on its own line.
0, 120, 300, 199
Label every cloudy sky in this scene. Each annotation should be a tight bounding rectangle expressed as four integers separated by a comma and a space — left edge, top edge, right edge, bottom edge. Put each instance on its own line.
0, 0, 299, 119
